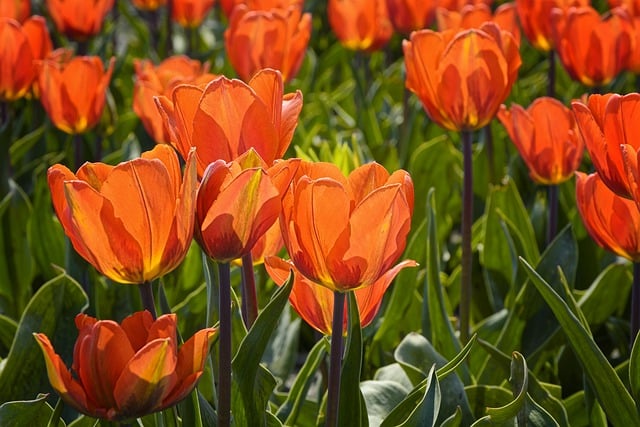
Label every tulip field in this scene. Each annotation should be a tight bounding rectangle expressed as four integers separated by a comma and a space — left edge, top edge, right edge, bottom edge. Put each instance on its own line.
4, 0, 640, 426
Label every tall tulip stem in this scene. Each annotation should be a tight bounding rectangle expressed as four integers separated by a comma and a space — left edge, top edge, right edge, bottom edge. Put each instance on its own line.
218, 262, 232, 427
240, 253, 258, 328
547, 50, 556, 98
73, 133, 83, 171
139, 281, 157, 320
547, 184, 558, 245
326, 291, 345, 427
632, 262, 640, 347
460, 130, 474, 344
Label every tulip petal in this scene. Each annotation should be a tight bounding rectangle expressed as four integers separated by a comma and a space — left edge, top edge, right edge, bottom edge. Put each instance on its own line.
120, 310, 154, 352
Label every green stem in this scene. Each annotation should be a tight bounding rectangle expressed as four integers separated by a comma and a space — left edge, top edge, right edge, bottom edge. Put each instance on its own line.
546, 184, 558, 246
73, 133, 83, 170
241, 253, 258, 328
325, 291, 345, 427
139, 281, 157, 319
460, 130, 474, 344
217, 262, 232, 427
547, 50, 555, 98
631, 263, 640, 347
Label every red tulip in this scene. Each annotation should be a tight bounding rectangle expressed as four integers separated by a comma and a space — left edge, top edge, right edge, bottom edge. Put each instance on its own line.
224, 5, 311, 83
385, 0, 437, 34
171, 0, 216, 28
38, 55, 115, 134
327, 0, 393, 52
265, 257, 416, 334
47, 0, 114, 40
404, 22, 521, 131
133, 56, 215, 144
155, 68, 303, 176
572, 93, 640, 198
436, 3, 521, 45
576, 172, 640, 262
221, 0, 304, 17
278, 161, 414, 292
498, 97, 584, 184
0, 0, 30, 22
515, 0, 587, 51
35, 311, 216, 421
47, 145, 197, 284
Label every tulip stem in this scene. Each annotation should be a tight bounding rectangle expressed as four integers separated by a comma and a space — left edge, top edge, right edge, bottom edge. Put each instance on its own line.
547, 50, 556, 98
73, 133, 83, 170
460, 130, 474, 345
139, 281, 157, 320
218, 262, 232, 427
326, 291, 345, 427
547, 184, 558, 245
631, 262, 640, 348
240, 253, 258, 328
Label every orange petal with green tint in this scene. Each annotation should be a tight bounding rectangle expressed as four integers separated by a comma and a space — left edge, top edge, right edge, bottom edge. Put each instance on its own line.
113, 338, 178, 419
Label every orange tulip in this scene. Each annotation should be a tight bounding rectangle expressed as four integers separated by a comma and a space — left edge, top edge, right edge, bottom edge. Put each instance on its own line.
233, 220, 285, 266
610, 0, 640, 16
47, 0, 114, 40
278, 161, 414, 292
0, 0, 30, 22
403, 22, 521, 132
133, 0, 167, 11
220, 0, 304, 16
572, 93, 640, 198
155, 68, 303, 176
436, 3, 521, 45
438, 0, 491, 12
515, 0, 587, 51
133, 56, 215, 144
576, 172, 640, 262
265, 257, 417, 334
0, 16, 52, 101
497, 97, 584, 185
626, 15, 640, 73
34, 311, 216, 422
327, 0, 393, 52
224, 5, 311, 83
385, 0, 437, 34
551, 6, 633, 87
171, 0, 215, 28
38, 55, 114, 135
195, 149, 298, 262
47, 145, 197, 284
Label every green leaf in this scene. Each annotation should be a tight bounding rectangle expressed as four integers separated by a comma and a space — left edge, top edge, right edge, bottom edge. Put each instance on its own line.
0, 273, 88, 403
631, 332, 640, 402
0, 395, 61, 427
482, 352, 528, 423
520, 257, 640, 427
278, 338, 327, 425
0, 314, 17, 356
380, 366, 440, 427
231, 272, 294, 426
338, 292, 367, 427
361, 380, 408, 426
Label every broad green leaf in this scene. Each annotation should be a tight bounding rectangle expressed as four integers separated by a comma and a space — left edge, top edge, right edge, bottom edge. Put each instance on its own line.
231, 272, 293, 426
361, 380, 408, 426
338, 292, 367, 427
630, 332, 640, 402
464, 385, 513, 421
479, 352, 528, 424
262, 309, 300, 380
380, 366, 440, 427
0, 273, 88, 403
0, 395, 60, 427
440, 406, 462, 427
520, 257, 640, 426
0, 314, 17, 356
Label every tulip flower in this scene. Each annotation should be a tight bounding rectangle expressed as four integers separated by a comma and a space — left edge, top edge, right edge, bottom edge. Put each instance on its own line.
171, 0, 215, 28
385, 0, 437, 34
327, 0, 393, 52
133, 0, 167, 11
572, 93, 640, 198
609, 0, 640, 16
155, 68, 303, 176
38, 55, 115, 135
436, 3, 521, 45
498, 97, 584, 185
266, 254, 416, 335
47, 145, 197, 284
0, 16, 52, 101
551, 6, 633, 87
278, 161, 414, 293
221, 0, 304, 16
133, 56, 215, 144
46, 0, 114, 41
195, 149, 298, 262
576, 172, 640, 262
224, 5, 312, 83
0, 0, 30, 22
438, 0, 491, 12
403, 22, 521, 132
34, 311, 216, 422
515, 0, 587, 51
